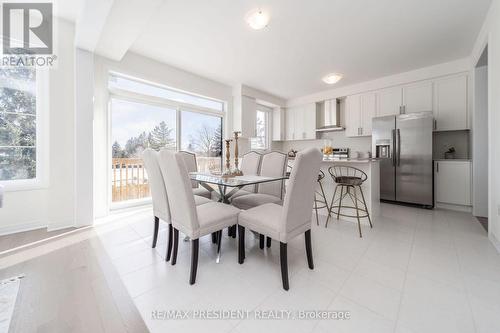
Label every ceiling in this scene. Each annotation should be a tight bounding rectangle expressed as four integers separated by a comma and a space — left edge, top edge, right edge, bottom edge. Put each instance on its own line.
61, 0, 492, 99
129, 0, 491, 99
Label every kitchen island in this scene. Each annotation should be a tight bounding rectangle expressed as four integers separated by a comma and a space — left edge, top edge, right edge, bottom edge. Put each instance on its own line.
289, 158, 380, 225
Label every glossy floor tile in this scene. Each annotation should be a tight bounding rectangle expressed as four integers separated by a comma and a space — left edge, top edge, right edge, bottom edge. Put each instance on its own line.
97, 203, 500, 333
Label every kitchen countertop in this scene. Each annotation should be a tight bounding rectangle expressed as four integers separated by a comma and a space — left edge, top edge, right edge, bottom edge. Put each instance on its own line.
288, 156, 379, 163
433, 159, 471, 162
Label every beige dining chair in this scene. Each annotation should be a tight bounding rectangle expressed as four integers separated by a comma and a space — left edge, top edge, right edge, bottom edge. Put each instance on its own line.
237, 148, 323, 290
179, 151, 212, 199
159, 149, 240, 285
229, 151, 262, 200
143, 149, 211, 262
232, 151, 288, 248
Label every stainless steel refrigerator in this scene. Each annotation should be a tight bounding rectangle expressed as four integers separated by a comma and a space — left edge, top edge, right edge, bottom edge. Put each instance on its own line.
372, 112, 433, 207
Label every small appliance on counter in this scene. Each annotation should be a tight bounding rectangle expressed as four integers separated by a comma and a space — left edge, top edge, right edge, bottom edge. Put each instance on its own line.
287, 149, 298, 158
331, 148, 350, 159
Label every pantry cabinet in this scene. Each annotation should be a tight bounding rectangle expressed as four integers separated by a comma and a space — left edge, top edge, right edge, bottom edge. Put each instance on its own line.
434, 160, 471, 207
433, 75, 468, 131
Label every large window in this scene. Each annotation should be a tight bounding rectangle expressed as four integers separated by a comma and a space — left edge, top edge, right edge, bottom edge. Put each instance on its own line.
0, 67, 37, 183
109, 73, 224, 204
250, 105, 271, 150
181, 110, 222, 173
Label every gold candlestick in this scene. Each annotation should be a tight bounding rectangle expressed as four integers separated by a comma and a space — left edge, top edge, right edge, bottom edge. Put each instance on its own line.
233, 131, 243, 176
223, 139, 233, 176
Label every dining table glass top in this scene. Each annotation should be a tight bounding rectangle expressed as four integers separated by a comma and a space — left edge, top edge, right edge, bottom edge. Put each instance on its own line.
189, 172, 288, 187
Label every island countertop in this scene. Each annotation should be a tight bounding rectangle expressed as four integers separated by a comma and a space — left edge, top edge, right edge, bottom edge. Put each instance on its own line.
288, 157, 380, 163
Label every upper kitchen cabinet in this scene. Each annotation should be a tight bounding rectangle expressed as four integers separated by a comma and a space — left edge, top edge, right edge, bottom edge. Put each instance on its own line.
285, 103, 316, 140
402, 81, 434, 114
272, 107, 286, 141
345, 93, 375, 137
433, 74, 468, 131
233, 94, 256, 138
376, 86, 402, 117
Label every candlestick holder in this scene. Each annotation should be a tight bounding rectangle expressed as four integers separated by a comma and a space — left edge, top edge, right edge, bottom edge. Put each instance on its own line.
223, 139, 233, 177
232, 131, 243, 176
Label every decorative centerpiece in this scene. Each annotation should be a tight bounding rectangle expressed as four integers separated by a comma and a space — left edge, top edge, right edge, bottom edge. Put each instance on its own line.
232, 131, 243, 176
322, 139, 333, 160
222, 139, 234, 177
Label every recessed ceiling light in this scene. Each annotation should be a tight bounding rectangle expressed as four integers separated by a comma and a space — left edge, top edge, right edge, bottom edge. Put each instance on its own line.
322, 73, 343, 85
246, 9, 270, 30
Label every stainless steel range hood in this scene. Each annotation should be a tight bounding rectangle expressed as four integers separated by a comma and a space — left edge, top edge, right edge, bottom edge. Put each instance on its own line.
316, 99, 344, 132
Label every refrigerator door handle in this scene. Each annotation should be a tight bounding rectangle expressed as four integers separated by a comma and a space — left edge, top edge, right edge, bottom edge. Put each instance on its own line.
392, 129, 396, 167
397, 129, 401, 166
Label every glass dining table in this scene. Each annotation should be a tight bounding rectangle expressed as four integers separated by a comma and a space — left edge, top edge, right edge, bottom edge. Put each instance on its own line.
189, 172, 289, 242
189, 172, 288, 204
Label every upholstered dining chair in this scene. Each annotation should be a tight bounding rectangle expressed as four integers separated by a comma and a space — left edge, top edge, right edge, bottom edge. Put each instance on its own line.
232, 151, 288, 248
159, 149, 241, 285
229, 151, 262, 200
237, 148, 323, 290
179, 151, 212, 199
143, 149, 211, 262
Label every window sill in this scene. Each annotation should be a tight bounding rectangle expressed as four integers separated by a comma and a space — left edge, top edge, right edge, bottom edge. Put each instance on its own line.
0, 179, 49, 192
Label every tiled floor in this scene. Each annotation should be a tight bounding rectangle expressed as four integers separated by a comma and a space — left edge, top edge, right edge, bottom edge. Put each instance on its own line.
96, 204, 500, 333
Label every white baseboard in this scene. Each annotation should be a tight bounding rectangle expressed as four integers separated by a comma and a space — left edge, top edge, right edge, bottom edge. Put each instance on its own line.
0, 221, 47, 236
489, 232, 500, 254
47, 222, 76, 232
435, 202, 472, 213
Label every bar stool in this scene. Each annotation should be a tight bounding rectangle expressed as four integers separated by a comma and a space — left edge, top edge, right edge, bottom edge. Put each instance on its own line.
314, 170, 331, 226
327, 166, 373, 237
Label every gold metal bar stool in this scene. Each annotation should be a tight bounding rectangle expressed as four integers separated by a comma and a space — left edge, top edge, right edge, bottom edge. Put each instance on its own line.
326, 165, 373, 237
314, 170, 331, 226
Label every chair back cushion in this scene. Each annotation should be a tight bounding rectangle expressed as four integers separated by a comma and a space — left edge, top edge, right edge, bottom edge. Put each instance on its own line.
158, 149, 199, 233
142, 149, 171, 222
179, 151, 198, 188
240, 151, 262, 192
258, 151, 287, 198
281, 148, 322, 234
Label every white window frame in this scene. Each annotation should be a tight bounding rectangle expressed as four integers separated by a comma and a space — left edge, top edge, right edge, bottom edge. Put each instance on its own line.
0, 69, 49, 192
251, 105, 272, 151
107, 73, 225, 209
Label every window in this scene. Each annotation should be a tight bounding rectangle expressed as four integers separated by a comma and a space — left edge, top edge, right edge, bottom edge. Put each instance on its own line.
250, 105, 271, 150
0, 67, 39, 185
108, 73, 224, 112
180, 110, 222, 173
109, 73, 224, 204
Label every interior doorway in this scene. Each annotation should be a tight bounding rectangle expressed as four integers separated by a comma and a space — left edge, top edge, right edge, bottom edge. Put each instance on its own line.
473, 45, 489, 230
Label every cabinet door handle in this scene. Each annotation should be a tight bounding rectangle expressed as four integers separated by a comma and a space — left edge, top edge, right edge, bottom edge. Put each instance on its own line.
436, 162, 439, 173
433, 119, 437, 130
399, 105, 403, 114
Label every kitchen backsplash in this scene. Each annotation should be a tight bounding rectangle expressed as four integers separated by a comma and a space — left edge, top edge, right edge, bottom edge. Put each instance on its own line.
279, 131, 372, 156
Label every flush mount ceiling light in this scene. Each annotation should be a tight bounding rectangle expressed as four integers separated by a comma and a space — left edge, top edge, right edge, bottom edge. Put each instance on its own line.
322, 73, 343, 85
246, 9, 270, 30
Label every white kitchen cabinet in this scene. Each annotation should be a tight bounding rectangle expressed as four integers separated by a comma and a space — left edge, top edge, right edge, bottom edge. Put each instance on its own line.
285, 103, 316, 140
434, 75, 468, 131
360, 92, 376, 136
402, 81, 434, 114
376, 86, 402, 116
434, 160, 471, 207
345, 94, 361, 137
345, 93, 374, 137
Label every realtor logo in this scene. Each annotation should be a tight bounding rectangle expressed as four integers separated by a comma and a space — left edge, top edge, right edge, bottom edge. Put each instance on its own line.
2, 2, 53, 54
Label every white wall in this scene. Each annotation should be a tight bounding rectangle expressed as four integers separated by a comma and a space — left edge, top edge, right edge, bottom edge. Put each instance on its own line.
473, 65, 488, 217
0, 19, 76, 234
471, 0, 500, 251
93, 52, 233, 217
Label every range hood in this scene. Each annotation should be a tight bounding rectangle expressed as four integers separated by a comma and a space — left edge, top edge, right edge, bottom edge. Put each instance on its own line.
316, 99, 344, 132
